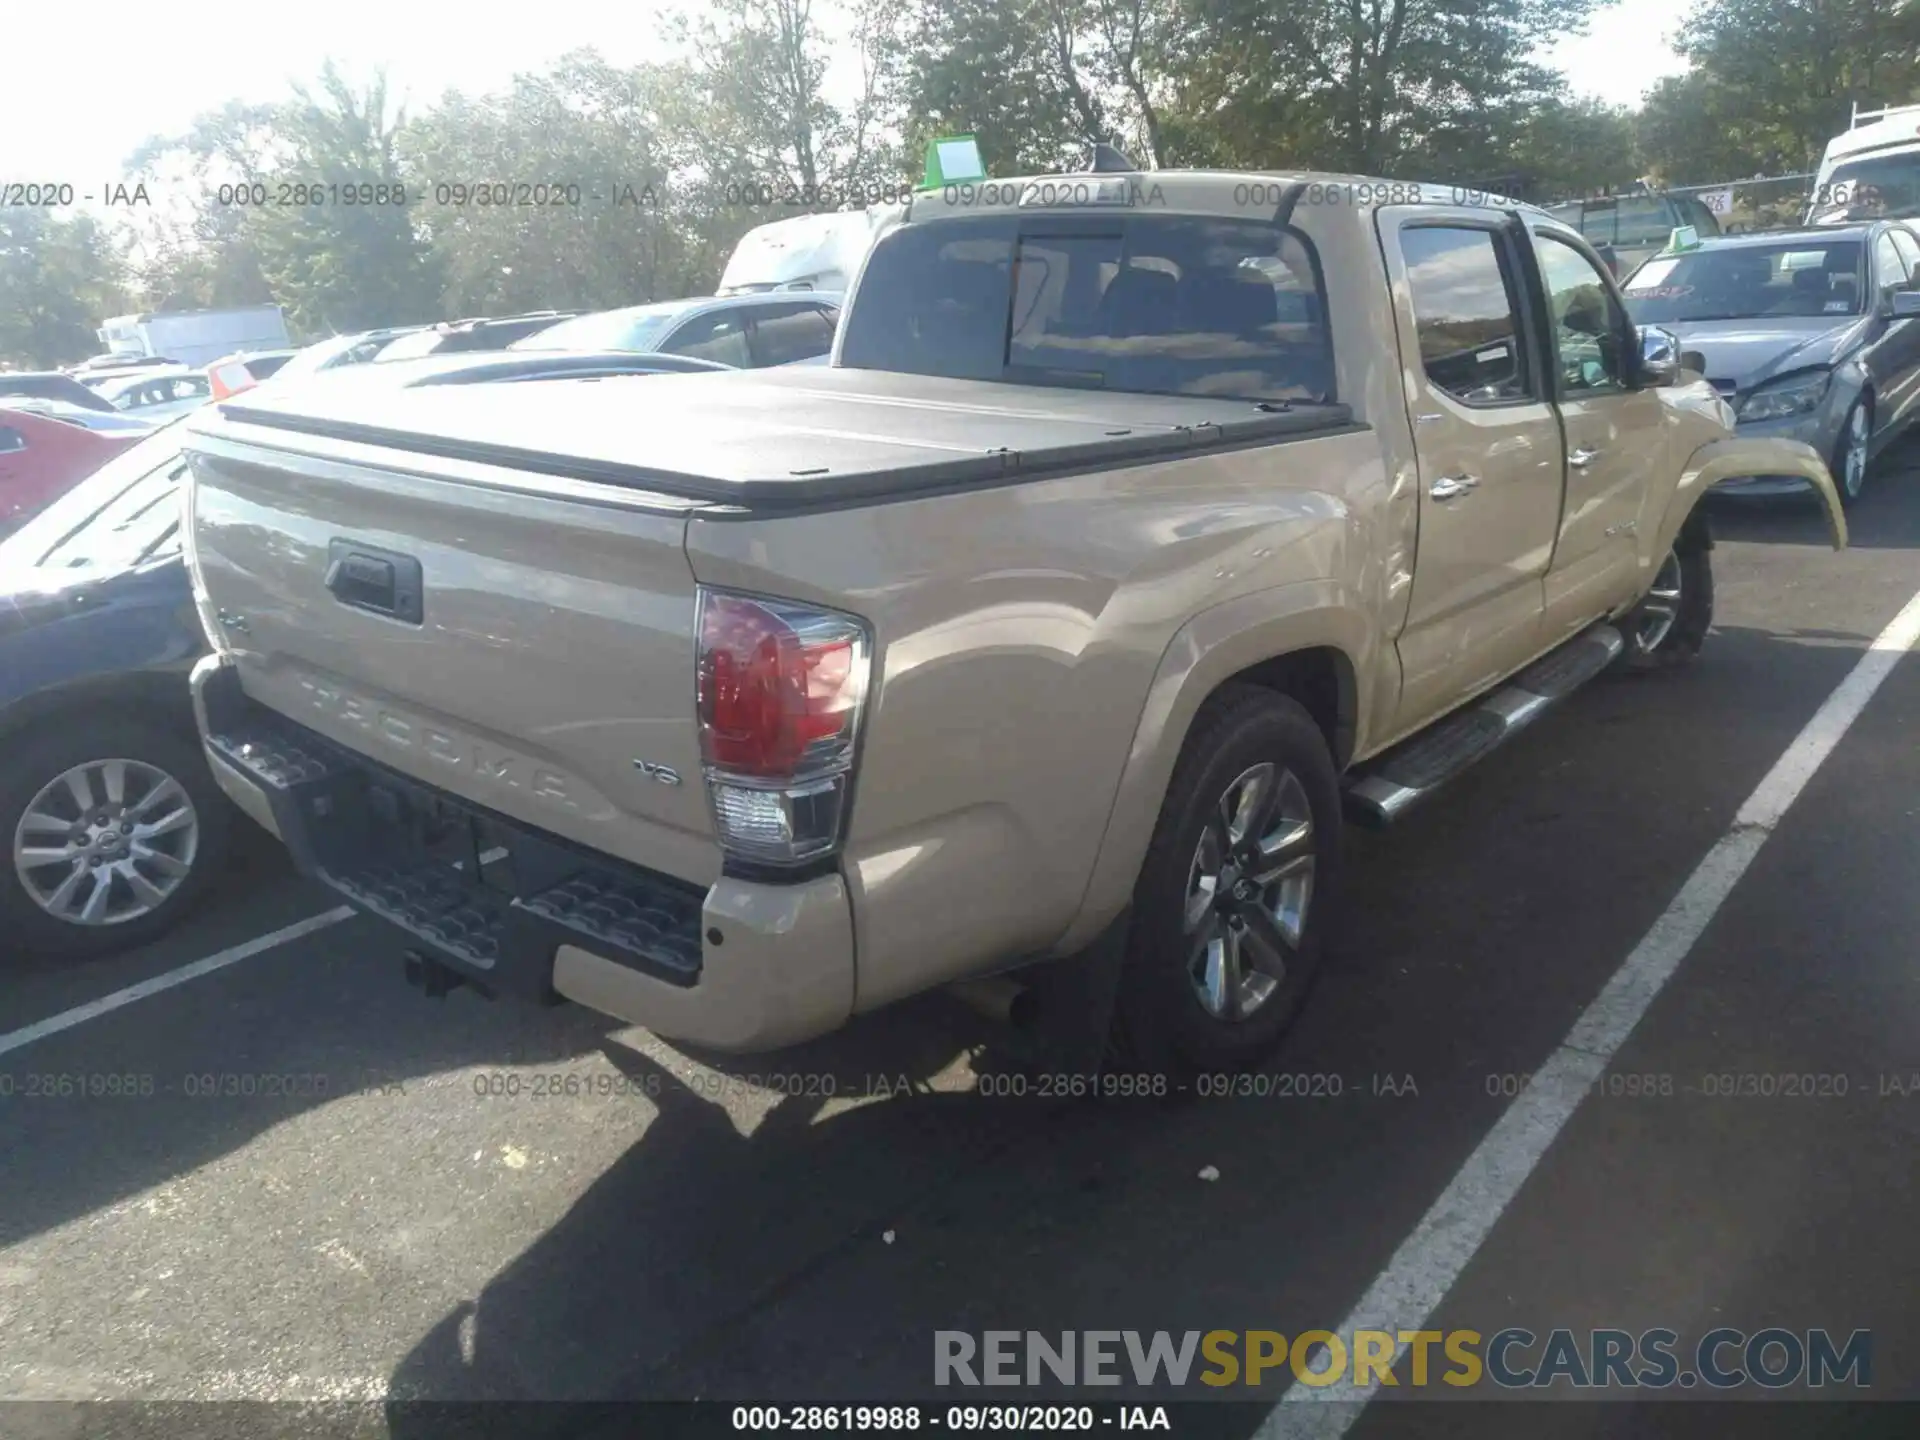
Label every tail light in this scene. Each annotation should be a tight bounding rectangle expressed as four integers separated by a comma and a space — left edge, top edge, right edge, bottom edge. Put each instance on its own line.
695, 587, 871, 867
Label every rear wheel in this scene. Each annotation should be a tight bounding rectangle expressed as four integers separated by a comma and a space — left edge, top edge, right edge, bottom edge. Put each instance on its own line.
1, 718, 230, 960
1112, 687, 1342, 1077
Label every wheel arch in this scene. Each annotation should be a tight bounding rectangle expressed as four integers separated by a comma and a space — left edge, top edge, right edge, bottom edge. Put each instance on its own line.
0, 667, 199, 751
1052, 582, 1372, 955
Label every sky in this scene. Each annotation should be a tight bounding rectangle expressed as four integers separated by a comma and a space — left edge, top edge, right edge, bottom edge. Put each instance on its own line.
2, 0, 1697, 190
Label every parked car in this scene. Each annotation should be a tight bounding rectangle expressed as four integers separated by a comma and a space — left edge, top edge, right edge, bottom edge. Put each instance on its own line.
0, 407, 147, 533
1, 371, 119, 414
1621, 222, 1920, 505
70, 355, 186, 380
207, 350, 299, 402
0, 419, 230, 958
260, 328, 428, 389
91, 369, 213, 422
508, 293, 842, 368
179, 170, 1844, 1072
3, 399, 161, 435
371, 313, 578, 362
1545, 191, 1724, 277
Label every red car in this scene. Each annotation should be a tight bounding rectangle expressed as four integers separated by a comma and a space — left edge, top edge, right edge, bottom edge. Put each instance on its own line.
0, 406, 146, 533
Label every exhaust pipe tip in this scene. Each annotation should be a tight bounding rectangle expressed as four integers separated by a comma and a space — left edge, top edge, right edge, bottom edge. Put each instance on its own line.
950, 975, 1039, 1030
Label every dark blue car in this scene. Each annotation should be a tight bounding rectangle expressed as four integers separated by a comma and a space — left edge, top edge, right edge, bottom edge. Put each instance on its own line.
0, 348, 746, 959
0, 419, 230, 958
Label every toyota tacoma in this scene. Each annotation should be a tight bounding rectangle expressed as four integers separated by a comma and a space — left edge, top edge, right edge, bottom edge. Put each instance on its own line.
178, 171, 1846, 1074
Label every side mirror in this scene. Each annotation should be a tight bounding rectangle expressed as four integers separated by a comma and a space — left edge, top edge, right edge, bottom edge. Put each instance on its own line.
1637, 324, 1681, 386
1893, 288, 1920, 318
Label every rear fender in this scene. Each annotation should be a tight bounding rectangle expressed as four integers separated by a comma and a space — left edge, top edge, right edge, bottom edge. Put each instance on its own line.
1052, 581, 1372, 955
1653, 437, 1848, 562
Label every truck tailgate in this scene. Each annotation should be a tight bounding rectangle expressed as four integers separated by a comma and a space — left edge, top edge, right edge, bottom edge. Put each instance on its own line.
184, 422, 719, 888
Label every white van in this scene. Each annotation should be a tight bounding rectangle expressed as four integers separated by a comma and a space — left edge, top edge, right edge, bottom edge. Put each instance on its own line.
1809, 103, 1920, 224
96, 306, 290, 368
717, 205, 905, 295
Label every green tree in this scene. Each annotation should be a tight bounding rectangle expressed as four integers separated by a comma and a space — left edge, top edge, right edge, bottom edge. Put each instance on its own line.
1640, 0, 1920, 182
126, 101, 279, 312
1168, 0, 1611, 174
670, 0, 902, 192
247, 64, 441, 334
0, 210, 131, 367
1504, 98, 1644, 200
399, 53, 701, 315
897, 0, 1109, 173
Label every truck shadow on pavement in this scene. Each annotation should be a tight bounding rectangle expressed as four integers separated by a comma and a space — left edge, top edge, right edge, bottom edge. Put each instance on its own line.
0, 929, 622, 1254
379, 611, 1890, 1431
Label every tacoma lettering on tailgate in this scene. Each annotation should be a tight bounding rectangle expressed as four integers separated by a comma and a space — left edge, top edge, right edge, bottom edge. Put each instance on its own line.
297, 677, 577, 808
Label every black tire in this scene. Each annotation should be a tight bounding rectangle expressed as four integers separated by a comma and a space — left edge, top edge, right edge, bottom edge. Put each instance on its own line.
1111, 685, 1343, 1078
1620, 520, 1714, 673
1834, 394, 1872, 510
0, 716, 231, 961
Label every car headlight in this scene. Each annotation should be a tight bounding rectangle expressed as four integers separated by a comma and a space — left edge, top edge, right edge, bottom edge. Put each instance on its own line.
1737, 370, 1832, 422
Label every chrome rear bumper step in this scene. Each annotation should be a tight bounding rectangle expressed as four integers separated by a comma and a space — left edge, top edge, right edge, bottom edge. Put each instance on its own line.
1344, 622, 1624, 828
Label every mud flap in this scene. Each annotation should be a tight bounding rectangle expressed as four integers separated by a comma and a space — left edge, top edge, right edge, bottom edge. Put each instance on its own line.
998, 908, 1133, 1079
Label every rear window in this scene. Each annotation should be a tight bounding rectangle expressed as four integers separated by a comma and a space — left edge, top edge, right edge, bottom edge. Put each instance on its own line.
838, 214, 1334, 403
1579, 196, 1674, 247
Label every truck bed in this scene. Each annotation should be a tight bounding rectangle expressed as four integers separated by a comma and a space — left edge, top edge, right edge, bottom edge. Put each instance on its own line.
212, 365, 1355, 511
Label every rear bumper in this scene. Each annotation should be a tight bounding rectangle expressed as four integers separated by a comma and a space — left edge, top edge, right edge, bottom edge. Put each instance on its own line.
191, 655, 855, 1052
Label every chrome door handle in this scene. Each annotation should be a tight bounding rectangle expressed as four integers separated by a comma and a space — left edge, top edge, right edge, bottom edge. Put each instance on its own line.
1569, 446, 1601, 467
1429, 473, 1479, 501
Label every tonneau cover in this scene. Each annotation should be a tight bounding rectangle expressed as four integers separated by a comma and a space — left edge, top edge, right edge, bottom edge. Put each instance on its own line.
207, 366, 1354, 509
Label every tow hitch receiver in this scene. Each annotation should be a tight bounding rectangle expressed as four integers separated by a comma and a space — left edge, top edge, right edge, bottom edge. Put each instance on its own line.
403, 948, 491, 1001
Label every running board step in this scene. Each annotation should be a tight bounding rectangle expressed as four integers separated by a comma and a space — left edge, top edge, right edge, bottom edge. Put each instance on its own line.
1344, 623, 1624, 828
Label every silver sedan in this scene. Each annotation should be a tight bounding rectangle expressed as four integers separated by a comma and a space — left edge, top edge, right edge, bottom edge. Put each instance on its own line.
1621, 221, 1920, 507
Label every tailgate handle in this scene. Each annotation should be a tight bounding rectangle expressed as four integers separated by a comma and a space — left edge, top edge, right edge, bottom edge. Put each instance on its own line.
325, 539, 424, 625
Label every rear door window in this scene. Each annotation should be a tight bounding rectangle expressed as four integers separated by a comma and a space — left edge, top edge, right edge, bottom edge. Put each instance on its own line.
839, 213, 1333, 402
661, 310, 753, 367
746, 304, 838, 366
1399, 225, 1534, 404
0, 426, 25, 454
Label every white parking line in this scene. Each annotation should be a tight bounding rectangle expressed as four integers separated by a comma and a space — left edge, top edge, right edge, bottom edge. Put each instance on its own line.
0, 907, 354, 1060
1263, 585, 1920, 1438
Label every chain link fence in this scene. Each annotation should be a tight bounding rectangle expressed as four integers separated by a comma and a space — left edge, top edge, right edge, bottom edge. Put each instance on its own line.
1658, 174, 1820, 233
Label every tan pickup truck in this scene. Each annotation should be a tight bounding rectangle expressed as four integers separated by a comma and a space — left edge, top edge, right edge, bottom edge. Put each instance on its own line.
179, 170, 1846, 1074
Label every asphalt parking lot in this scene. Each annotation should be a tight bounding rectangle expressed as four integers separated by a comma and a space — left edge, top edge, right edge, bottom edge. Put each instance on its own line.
5, 453, 1920, 1437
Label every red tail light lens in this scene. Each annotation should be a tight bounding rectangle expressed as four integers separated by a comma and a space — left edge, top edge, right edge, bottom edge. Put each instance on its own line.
695, 588, 871, 865
697, 590, 868, 778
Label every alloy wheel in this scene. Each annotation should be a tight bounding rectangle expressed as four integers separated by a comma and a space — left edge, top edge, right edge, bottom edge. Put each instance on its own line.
12, 758, 201, 927
1634, 550, 1685, 656
1182, 762, 1315, 1021
1842, 401, 1870, 500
